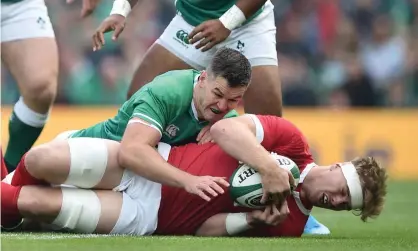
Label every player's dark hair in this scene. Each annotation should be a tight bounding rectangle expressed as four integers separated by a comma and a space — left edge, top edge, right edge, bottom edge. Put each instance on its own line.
207, 47, 251, 88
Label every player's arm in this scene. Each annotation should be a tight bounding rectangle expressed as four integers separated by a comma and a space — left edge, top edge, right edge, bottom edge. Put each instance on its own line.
210, 115, 274, 172
118, 91, 227, 201
196, 213, 252, 236
189, 0, 267, 51
119, 120, 190, 188
211, 115, 293, 205
196, 204, 286, 236
235, 0, 268, 19
92, 0, 143, 50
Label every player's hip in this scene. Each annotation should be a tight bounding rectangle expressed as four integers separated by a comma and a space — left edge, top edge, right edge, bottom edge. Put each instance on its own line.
1, 0, 54, 42
155, 5, 277, 68
110, 177, 162, 235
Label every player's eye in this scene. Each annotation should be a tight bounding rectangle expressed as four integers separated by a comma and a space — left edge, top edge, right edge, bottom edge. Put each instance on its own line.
214, 92, 222, 98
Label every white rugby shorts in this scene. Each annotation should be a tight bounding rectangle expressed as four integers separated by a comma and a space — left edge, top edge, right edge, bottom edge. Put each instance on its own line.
110, 142, 171, 235
1, 0, 55, 42
156, 0, 277, 69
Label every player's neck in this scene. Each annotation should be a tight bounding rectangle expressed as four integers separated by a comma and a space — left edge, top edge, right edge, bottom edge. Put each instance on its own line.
192, 90, 204, 120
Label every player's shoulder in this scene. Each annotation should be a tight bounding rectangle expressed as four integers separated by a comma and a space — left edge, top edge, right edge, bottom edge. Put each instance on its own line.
255, 115, 301, 132
131, 69, 197, 103
149, 69, 197, 89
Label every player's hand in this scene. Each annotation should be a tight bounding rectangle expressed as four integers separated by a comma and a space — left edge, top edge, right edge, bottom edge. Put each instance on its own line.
182, 175, 230, 202
260, 167, 295, 206
197, 125, 214, 145
92, 14, 126, 51
247, 202, 290, 227
188, 19, 231, 52
66, 0, 101, 18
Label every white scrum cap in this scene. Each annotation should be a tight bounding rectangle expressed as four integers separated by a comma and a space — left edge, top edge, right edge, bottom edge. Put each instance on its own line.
340, 162, 364, 209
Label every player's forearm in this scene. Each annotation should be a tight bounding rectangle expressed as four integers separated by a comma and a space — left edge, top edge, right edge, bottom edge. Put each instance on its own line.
219, 0, 267, 31
118, 144, 191, 188
235, 0, 268, 18
196, 213, 252, 236
211, 119, 277, 174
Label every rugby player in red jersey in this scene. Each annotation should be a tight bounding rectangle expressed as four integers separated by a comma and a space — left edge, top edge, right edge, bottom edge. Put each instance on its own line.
155, 115, 387, 236
2, 115, 387, 236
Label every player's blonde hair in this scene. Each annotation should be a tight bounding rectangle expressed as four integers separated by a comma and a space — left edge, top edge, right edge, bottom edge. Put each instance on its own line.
352, 156, 388, 222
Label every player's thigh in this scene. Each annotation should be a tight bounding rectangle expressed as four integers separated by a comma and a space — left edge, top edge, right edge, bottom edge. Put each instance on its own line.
128, 42, 193, 98
244, 65, 283, 116
224, 7, 282, 115
1, 0, 57, 109
1, 38, 58, 102
25, 138, 124, 189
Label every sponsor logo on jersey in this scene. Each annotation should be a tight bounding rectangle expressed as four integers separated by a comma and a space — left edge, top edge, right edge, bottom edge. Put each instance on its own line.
164, 124, 180, 138
173, 29, 190, 48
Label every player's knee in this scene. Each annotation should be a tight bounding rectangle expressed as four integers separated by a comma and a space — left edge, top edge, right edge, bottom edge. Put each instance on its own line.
65, 138, 109, 188
25, 144, 58, 179
52, 187, 101, 233
18, 188, 53, 218
20, 71, 57, 109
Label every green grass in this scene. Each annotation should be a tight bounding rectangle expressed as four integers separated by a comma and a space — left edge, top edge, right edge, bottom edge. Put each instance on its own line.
2, 181, 418, 251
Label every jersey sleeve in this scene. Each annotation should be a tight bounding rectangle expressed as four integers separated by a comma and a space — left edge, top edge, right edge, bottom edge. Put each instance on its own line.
249, 115, 315, 170
130, 88, 168, 136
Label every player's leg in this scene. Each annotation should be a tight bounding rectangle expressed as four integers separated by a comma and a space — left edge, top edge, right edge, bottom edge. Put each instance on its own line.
224, 2, 282, 116
1, 182, 122, 234
1, 0, 58, 172
127, 44, 192, 98
127, 14, 211, 98
245, 66, 283, 116
10, 138, 124, 190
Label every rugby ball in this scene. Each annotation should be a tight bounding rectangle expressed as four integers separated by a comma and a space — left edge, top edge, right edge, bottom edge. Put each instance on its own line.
229, 153, 300, 209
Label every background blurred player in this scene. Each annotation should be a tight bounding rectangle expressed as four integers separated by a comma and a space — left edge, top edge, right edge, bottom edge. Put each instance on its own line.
0, 0, 105, 173
92, 0, 283, 116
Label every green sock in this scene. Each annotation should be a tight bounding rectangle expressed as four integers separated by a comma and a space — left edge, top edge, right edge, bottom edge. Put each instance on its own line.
4, 98, 48, 172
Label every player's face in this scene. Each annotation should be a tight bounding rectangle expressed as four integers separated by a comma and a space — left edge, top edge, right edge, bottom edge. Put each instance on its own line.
310, 164, 352, 211
197, 72, 246, 122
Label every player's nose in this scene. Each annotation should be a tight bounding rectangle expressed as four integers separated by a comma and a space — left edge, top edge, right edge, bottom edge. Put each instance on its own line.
217, 99, 228, 111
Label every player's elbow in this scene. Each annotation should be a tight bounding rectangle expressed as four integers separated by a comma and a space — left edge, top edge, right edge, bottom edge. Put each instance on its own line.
210, 119, 231, 141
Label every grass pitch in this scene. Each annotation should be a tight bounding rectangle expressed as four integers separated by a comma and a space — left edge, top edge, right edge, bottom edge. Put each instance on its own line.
2, 181, 417, 251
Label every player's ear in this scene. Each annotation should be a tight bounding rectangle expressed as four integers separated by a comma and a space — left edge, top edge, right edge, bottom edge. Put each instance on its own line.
199, 71, 209, 86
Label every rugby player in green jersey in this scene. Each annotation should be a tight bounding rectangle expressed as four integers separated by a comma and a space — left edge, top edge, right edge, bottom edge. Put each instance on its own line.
92, 0, 282, 117
8, 48, 254, 204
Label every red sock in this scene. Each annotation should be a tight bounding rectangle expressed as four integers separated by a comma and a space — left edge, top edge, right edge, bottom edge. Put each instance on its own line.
1, 182, 23, 228
11, 154, 46, 186
1, 150, 8, 180
1, 182, 21, 214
